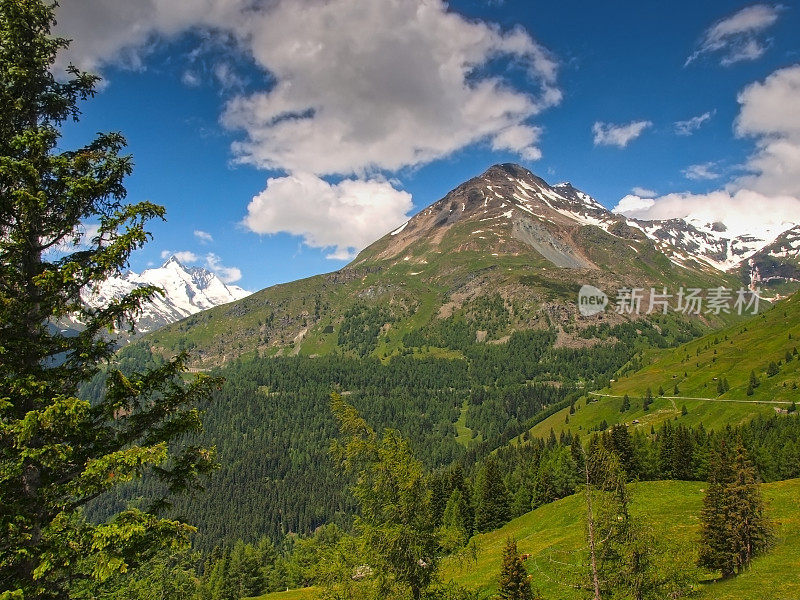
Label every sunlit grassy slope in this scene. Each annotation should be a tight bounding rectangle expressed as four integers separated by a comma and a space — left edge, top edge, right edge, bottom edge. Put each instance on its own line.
252, 479, 800, 600
530, 294, 800, 439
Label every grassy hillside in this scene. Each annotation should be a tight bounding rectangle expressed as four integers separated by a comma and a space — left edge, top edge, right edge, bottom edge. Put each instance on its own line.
441, 479, 800, 599
530, 293, 800, 439
252, 479, 800, 599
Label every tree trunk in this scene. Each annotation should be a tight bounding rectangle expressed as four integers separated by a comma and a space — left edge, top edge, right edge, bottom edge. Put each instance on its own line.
583, 448, 602, 600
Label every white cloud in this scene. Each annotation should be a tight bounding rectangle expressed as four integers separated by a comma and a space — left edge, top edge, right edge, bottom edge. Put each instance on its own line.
683, 162, 721, 181
592, 120, 652, 148
181, 70, 202, 87
491, 125, 543, 161
55, 0, 560, 176
612, 189, 800, 239
734, 64, 800, 198
53, 0, 251, 73
205, 253, 242, 283
54, 0, 562, 255
242, 173, 414, 260
675, 110, 715, 136
213, 62, 245, 90
160, 250, 199, 264
614, 195, 655, 214
631, 187, 657, 198
46, 223, 102, 255
613, 65, 800, 240
222, 0, 560, 175
194, 230, 214, 244
686, 4, 781, 67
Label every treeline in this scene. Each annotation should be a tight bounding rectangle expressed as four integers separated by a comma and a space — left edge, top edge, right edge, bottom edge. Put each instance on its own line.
458, 413, 800, 536
104, 405, 788, 600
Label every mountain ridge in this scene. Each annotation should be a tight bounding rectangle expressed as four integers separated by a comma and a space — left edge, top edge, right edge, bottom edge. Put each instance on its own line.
76, 256, 251, 335
361, 163, 797, 278
143, 164, 751, 368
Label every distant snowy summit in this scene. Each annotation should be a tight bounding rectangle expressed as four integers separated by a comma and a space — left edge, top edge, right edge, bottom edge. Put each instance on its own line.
78, 255, 251, 335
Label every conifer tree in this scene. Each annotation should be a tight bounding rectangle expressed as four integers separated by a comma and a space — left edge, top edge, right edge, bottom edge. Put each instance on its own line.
725, 443, 771, 574
766, 361, 779, 377
749, 370, 760, 389
438, 489, 470, 551
474, 456, 511, 532
330, 394, 437, 600
642, 388, 653, 411
0, 3, 218, 597
497, 538, 533, 600
698, 440, 771, 578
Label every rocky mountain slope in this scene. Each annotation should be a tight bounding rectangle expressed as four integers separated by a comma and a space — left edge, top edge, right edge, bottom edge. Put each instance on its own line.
742, 225, 800, 294
143, 164, 748, 367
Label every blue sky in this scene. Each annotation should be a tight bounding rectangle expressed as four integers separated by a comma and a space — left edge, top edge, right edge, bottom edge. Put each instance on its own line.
55, 1, 800, 291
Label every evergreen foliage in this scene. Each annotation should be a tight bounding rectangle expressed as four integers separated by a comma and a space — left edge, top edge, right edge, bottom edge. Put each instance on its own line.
0, 3, 217, 597
330, 393, 437, 600
698, 440, 771, 578
473, 457, 511, 533
497, 538, 533, 600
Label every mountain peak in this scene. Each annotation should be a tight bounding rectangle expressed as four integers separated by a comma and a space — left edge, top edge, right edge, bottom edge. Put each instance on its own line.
161, 255, 186, 269
78, 256, 251, 337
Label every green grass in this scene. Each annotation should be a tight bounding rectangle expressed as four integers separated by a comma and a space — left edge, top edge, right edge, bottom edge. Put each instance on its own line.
454, 399, 482, 447
250, 479, 800, 600
439, 479, 800, 599
528, 294, 800, 440
530, 393, 779, 440
248, 587, 317, 600
609, 295, 800, 403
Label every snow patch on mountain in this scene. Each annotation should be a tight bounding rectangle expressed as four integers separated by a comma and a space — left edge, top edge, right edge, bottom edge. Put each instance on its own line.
80, 256, 251, 334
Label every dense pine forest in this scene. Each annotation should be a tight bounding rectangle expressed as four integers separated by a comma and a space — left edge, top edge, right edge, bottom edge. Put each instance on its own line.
85, 313, 703, 550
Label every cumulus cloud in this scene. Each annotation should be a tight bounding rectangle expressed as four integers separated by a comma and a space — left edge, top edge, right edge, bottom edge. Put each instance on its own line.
675, 110, 715, 136
734, 64, 800, 198
221, 0, 560, 175
242, 173, 413, 260
491, 125, 543, 161
592, 120, 652, 148
55, 0, 559, 174
685, 4, 781, 67
614, 195, 656, 214
683, 162, 722, 181
205, 253, 242, 283
55, 0, 561, 256
53, 0, 251, 73
613, 189, 800, 239
631, 187, 657, 198
194, 230, 214, 243
160, 250, 199, 264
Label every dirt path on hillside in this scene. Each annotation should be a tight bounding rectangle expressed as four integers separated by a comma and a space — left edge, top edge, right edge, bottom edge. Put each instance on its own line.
588, 391, 793, 405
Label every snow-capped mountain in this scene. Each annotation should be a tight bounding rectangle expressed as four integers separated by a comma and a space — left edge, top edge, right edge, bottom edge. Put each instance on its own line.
630, 215, 797, 273
364, 164, 797, 284
79, 256, 251, 335
744, 225, 800, 288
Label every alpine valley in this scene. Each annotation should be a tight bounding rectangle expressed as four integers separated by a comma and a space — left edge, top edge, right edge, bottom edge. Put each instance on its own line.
8, 3, 800, 599
83, 165, 800, 600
